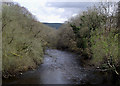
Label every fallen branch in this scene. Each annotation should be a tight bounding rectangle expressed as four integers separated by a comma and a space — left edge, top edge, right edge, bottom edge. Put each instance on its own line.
107, 60, 119, 75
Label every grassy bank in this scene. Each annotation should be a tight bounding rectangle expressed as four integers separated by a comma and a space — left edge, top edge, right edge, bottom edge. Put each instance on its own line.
2, 2, 57, 78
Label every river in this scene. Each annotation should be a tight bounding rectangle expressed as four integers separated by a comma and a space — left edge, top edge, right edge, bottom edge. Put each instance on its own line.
2, 49, 118, 85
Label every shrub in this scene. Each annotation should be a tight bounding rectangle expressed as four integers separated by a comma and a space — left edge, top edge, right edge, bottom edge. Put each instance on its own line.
90, 29, 119, 68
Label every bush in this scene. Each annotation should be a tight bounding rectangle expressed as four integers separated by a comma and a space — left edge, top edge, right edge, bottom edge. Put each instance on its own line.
90, 29, 119, 67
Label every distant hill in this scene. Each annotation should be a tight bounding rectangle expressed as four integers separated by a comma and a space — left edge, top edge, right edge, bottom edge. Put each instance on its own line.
43, 23, 63, 29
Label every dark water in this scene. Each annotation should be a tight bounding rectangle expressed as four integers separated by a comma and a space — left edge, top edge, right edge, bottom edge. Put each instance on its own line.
2, 49, 119, 85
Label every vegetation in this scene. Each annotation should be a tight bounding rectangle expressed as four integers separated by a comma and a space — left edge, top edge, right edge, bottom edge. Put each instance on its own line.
2, 2, 57, 78
2, 1, 120, 81
57, 2, 119, 75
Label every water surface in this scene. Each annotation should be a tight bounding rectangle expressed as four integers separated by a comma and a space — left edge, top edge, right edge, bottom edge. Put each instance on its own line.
3, 49, 116, 85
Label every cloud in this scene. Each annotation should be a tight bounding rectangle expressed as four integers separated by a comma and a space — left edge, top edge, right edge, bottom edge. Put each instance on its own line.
46, 2, 94, 8
12, 0, 100, 23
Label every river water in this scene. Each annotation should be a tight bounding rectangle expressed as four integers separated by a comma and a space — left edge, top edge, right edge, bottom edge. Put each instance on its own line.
2, 49, 119, 85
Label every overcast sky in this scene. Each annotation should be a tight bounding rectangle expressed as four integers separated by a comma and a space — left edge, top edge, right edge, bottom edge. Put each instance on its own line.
11, 0, 119, 23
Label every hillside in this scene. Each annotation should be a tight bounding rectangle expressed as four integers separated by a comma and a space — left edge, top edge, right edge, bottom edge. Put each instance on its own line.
57, 2, 119, 78
43, 23, 63, 29
2, 2, 57, 78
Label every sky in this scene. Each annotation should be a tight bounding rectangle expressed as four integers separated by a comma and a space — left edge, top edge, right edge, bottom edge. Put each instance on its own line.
5, 0, 119, 23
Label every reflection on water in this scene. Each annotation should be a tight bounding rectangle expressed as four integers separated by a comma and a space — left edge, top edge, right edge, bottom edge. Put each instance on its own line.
3, 49, 119, 85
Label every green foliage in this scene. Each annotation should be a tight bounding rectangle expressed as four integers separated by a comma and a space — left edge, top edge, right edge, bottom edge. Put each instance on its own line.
57, 2, 119, 74
57, 23, 78, 51
2, 2, 57, 77
90, 29, 119, 67
70, 7, 107, 49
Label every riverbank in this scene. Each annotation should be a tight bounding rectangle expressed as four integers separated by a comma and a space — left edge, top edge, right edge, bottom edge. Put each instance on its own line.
56, 47, 120, 85
3, 49, 120, 85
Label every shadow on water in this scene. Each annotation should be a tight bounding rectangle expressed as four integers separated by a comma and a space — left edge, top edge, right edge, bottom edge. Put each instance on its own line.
2, 49, 120, 85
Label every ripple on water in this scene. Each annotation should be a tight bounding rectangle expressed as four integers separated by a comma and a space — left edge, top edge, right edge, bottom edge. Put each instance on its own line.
3, 49, 89, 84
